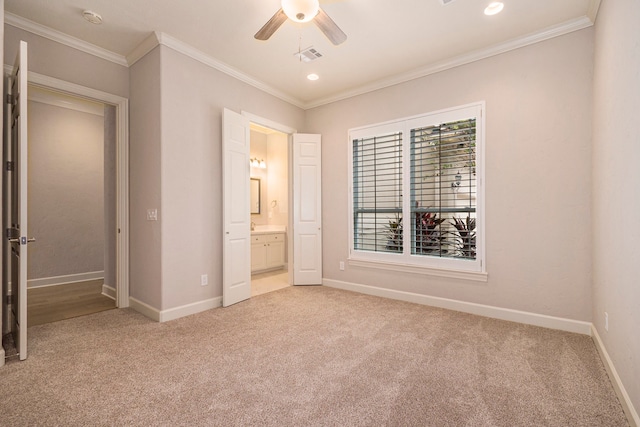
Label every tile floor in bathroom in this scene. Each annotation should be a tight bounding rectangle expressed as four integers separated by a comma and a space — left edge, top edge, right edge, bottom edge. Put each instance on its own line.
251, 268, 290, 297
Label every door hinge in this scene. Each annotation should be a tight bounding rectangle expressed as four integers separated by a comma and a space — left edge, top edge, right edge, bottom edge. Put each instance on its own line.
5, 295, 12, 305
6, 161, 14, 171
6, 94, 14, 105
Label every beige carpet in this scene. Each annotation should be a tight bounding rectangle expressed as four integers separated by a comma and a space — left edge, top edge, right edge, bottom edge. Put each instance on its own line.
0, 286, 628, 426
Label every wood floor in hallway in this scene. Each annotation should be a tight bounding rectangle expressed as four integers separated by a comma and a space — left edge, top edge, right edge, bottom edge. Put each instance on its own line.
27, 280, 116, 327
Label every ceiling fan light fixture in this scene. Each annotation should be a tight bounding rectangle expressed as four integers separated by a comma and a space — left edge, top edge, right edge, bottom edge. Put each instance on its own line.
281, 0, 319, 23
484, 2, 504, 16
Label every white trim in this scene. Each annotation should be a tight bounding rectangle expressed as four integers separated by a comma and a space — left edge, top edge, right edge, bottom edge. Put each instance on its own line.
15, 70, 130, 308
28, 86, 104, 116
159, 297, 222, 323
102, 284, 116, 301
6, 12, 595, 110
305, 17, 594, 109
27, 271, 104, 289
591, 326, 640, 427
129, 296, 223, 323
587, 0, 602, 23
153, 32, 305, 109
128, 296, 160, 322
4, 13, 128, 67
125, 32, 160, 66
241, 111, 297, 134
348, 259, 488, 282
323, 279, 592, 335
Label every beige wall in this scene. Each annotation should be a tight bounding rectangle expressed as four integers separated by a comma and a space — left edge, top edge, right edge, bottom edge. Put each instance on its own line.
249, 130, 289, 227
27, 100, 104, 281
129, 46, 163, 308
306, 29, 594, 321
250, 130, 268, 224
592, 0, 640, 413
130, 45, 305, 311
266, 132, 289, 227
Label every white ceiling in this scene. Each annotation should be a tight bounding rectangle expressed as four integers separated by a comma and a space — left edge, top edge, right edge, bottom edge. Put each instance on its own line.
4, 0, 598, 108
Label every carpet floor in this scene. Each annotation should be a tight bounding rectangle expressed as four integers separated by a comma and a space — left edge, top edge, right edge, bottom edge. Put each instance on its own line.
0, 286, 628, 426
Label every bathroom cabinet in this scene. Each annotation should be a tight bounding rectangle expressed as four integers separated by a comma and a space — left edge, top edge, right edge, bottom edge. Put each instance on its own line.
251, 232, 285, 273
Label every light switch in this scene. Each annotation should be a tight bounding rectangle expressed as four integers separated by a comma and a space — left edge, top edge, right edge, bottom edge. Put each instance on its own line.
147, 209, 158, 221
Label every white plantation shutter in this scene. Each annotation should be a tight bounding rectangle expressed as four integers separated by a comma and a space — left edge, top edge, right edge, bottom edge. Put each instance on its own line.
410, 118, 477, 259
349, 103, 484, 273
352, 132, 403, 253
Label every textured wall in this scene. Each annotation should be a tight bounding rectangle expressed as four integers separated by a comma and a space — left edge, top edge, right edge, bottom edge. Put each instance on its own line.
305, 29, 594, 321
592, 0, 640, 415
27, 101, 104, 280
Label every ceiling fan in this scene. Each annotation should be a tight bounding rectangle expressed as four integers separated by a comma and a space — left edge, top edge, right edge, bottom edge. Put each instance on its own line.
255, 0, 347, 46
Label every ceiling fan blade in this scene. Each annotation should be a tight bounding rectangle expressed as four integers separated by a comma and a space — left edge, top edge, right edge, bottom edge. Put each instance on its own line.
255, 8, 288, 41
314, 8, 347, 45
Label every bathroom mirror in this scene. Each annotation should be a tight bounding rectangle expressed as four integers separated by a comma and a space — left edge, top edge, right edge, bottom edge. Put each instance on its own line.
250, 178, 260, 214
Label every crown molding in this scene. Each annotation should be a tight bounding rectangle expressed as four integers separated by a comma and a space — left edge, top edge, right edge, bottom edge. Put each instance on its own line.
5, 10, 598, 111
4, 12, 128, 67
126, 32, 161, 66
152, 32, 305, 109
304, 16, 594, 109
587, 0, 602, 23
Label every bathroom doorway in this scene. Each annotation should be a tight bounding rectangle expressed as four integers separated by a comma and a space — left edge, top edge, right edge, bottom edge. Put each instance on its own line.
249, 123, 290, 296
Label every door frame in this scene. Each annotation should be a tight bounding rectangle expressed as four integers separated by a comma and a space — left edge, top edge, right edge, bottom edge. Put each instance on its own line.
240, 111, 297, 283
8, 68, 130, 308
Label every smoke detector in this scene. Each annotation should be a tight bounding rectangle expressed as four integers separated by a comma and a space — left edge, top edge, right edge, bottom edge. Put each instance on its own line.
82, 10, 103, 25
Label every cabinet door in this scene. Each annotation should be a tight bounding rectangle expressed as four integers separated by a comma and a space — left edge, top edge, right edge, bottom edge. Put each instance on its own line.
266, 240, 285, 268
251, 242, 267, 271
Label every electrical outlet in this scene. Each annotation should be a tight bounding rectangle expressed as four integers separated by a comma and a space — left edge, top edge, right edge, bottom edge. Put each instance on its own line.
605, 312, 608, 332
339, 261, 345, 271
146, 209, 158, 221
201, 274, 208, 286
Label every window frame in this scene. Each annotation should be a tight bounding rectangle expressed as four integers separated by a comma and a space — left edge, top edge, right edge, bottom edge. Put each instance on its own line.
348, 102, 486, 279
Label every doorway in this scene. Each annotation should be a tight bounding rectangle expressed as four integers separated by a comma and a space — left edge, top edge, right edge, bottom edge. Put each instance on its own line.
25, 85, 116, 326
3, 72, 129, 332
222, 109, 322, 307
249, 123, 290, 297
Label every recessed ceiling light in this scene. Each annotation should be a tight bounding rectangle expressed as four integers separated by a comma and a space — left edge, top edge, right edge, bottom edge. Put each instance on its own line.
82, 10, 103, 25
307, 73, 319, 81
484, 2, 504, 16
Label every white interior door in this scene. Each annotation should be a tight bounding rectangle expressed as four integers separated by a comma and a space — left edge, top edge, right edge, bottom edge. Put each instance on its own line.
292, 134, 322, 285
6, 41, 30, 360
222, 108, 251, 307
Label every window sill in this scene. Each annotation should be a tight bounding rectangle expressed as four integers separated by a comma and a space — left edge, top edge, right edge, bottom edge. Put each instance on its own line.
347, 258, 488, 282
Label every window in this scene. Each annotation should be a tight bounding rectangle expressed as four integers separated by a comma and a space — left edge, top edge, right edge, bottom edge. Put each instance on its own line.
349, 103, 484, 275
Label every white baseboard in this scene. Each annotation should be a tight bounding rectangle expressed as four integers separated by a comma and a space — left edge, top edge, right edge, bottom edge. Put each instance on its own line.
102, 284, 116, 301
28, 271, 104, 289
128, 296, 161, 322
129, 296, 222, 323
159, 297, 222, 322
323, 279, 592, 335
591, 326, 639, 427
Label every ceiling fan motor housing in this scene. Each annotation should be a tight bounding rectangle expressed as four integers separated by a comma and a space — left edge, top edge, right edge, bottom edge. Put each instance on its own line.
281, 0, 319, 23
